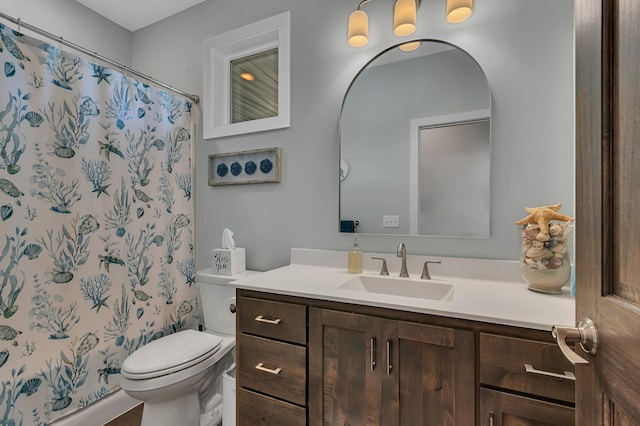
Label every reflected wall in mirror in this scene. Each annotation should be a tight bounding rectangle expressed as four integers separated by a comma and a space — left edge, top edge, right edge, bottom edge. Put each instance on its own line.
340, 40, 491, 237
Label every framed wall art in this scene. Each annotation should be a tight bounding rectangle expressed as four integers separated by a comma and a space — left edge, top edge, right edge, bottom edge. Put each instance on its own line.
208, 147, 281, 186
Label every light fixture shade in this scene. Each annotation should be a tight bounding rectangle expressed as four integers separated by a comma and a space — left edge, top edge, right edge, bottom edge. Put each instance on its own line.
447, 0, 473, 24
348, 9, 369, 47
399, 41, 421, 52
394, 0, 417, 37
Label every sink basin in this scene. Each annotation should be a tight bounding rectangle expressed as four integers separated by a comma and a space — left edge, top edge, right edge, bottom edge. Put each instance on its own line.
338, 275, 454, 301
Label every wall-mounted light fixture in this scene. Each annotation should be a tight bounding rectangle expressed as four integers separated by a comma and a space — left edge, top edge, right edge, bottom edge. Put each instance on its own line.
347, 0, 473, 48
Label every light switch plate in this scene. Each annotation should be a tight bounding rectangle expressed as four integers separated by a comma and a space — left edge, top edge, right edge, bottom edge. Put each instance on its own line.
383, 215, 400, 228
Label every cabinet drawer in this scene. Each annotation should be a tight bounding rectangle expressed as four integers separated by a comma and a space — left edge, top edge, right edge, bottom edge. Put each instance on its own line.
238, 296, 307, 344
480, 388, 574, 426
238, 334, 306, 406
237, 388, 306, 426
480, 333, 575, 403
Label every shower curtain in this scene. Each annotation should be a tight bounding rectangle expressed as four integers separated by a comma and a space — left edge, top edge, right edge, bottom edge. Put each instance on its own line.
0, 24, 197, 424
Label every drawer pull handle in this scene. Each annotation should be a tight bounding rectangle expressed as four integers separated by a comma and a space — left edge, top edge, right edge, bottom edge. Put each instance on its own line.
386, 340, 392, 375
524, 363, 576, 381
255, 362, 282, 375
254, 315, 282, 325
370, 337, 376, 371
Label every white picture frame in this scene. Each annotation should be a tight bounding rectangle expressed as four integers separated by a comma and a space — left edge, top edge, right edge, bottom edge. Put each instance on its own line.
203, 11, 291, 139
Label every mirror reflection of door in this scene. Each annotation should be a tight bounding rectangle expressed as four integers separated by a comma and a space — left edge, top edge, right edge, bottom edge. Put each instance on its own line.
417, 119, 490, 237
339, 40, 491, 236
231, 48, 278, 123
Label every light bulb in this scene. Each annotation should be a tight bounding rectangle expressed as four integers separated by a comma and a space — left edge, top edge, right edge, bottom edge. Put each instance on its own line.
447, 0, 473, 24
394, 0, 417, 37
348, 9, 369, 47
399, 41, 420, 52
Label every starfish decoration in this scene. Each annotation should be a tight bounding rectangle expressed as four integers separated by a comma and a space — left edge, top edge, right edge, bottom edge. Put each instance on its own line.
515, 203, 574, 234
91, 64, 112, 85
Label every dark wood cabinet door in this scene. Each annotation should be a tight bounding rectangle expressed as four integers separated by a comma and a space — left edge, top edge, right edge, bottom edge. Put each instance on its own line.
575, 0, 640, 422
480, 388, 574, 426
382, 320, 475, 426
308, 308, 382, 426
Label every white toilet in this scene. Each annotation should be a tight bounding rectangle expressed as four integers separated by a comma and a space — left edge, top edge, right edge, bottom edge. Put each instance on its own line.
120, 270, 257, 426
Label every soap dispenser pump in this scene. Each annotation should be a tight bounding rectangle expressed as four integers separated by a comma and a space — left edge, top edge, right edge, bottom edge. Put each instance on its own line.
348, 235, 363, 274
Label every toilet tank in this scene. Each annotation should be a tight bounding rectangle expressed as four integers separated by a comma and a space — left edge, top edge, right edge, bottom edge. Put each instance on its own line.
196, 269, 259, 335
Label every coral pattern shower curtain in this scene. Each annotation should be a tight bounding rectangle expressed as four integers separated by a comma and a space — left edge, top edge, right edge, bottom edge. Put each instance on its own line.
0, 24, 197, 424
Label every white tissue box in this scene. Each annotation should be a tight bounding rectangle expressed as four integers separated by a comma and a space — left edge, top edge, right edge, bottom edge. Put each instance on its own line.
211, 248, 246, 276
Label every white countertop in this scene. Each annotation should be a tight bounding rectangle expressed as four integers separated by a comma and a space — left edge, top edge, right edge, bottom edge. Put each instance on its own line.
199, 248, 575, 331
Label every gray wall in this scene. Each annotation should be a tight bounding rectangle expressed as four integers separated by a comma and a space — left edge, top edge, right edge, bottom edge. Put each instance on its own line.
0, 0, 132, 65
3, 0, 575, 273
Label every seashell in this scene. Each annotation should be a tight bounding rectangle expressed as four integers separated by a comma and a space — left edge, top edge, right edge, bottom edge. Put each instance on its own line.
115, 335, 125, 346
6, 164, 19, 175
0, 32, 29, 61
173, 213, 190, 229
19, 378, 42, 396
177, 301, 193, 317
0, 325, 20, 340
53, 146, 75, 158
116, 227, 126, 237
51, 271, 74, 284
3, 305, 17, 318
245, 160, 257, 175
136, 207, 144, 218
0, 349, 8, 368
175, 127, 190, 142
78, 214, 99, 235
152, 138, 164, 150
523, 224, 540, 240
79, 97, 100, 117
138, 107, 146, 118
136, 307, 144, 319
536, 261, 547, 270
549, 223, 563, 236
77, 332, 99, 356
51, 396, 72, 411
551, 241, 567, 254
536, 232, 550, 242
152, 235, 164, 246
547, 257, 563, 269
525, 246, 553, 261
116, 119, 125, 129
524, 258, 538, 268
4, 61, 15, 77
23, 243, 43, 260
1, 204, 12, 221
230, 161, 242, 176
531, 240, 545, 249
24, 111, 44, 127
521, 238, 531, 248
0, 178, 24, 199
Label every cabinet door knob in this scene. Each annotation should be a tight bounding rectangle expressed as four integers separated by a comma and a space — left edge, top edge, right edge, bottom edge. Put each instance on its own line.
254, 315, 282, 325
551, 317, 598, 365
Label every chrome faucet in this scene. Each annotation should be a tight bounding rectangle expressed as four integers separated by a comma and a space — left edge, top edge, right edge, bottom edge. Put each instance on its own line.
397, 242, 409, 278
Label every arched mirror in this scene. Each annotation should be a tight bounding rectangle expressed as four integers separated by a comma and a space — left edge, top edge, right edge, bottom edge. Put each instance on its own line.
339, 40, 491, 237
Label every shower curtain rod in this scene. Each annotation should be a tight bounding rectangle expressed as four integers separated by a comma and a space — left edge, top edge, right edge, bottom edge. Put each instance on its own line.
0, 11, 200, 104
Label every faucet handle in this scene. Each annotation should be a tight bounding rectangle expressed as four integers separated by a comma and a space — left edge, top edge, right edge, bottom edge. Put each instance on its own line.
420, 260, 441, 280
371, 257, 389, 276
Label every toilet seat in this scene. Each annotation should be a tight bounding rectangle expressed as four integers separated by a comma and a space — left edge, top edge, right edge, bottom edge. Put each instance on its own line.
121, 329, 223, 380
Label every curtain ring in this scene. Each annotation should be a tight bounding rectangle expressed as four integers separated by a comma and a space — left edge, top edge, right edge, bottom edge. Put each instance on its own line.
17, 18, 21, 32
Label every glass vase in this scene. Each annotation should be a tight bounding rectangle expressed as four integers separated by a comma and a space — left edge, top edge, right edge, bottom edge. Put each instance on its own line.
519, 221, 573, 294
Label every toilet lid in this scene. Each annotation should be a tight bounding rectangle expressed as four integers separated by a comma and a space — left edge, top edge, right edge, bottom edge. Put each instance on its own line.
121, 329, 223, 378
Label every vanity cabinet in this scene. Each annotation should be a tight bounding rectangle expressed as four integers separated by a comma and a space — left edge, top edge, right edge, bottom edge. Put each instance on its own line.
236, 296, 308, 426
308, 308, 474, 426
236, 290, 575, 426
479, 333, 575, 425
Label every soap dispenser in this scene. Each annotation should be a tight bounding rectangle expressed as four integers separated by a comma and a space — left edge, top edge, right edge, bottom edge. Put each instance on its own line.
348, 235, 363, 274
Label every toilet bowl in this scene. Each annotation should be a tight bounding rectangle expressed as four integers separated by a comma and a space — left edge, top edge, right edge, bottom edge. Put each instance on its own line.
120, 270, 258, 426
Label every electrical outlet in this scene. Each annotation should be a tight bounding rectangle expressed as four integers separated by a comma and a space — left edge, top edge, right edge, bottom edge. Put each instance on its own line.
383, 215, 400, 228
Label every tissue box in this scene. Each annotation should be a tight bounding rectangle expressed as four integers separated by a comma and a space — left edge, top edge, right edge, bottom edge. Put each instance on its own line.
211, 248, 246, 276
